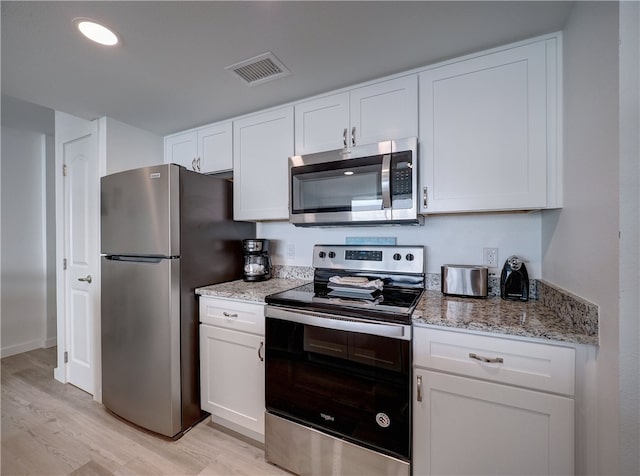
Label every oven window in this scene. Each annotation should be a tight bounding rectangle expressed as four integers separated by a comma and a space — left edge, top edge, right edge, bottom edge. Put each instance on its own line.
291, 155, 383, 214
266, 317, 411, 460
303, 326, 404, 373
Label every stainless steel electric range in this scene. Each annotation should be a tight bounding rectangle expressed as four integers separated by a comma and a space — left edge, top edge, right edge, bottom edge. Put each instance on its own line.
264, 244, 425, 476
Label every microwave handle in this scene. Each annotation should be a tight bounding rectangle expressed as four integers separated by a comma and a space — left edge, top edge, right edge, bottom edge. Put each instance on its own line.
381, 153, 392, 209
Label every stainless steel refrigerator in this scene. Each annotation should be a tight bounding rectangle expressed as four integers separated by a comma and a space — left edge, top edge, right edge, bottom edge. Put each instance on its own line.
100, 163, 254, 438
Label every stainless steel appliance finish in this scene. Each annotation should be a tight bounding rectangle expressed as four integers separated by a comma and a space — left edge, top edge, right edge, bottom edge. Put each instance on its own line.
265, 413, 410, 476
289, 137, 423, 226
441, 264, 489, 297
264, 245, 424, 475
101, 164, 254, 438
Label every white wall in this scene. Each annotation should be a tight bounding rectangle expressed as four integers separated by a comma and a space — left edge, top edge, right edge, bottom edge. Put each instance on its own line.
618, 1, 640, 474
99, 117, 163, 176
541, 2, 621, 474
259, 211, 542, 277
45, 134, 56, 346
0, 127, 48, 357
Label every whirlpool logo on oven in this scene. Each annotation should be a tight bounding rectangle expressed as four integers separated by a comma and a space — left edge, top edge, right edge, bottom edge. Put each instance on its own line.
320, 413, 335, 422
376, 412, 391, 428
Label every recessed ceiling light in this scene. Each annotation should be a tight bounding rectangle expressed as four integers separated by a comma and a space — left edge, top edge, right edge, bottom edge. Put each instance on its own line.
74, 18, 119, 46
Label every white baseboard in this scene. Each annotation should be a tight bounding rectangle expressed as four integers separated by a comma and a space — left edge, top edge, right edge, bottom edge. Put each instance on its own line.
1, 339, 43, 358
44, 337, 57, 348
54, 366, 66, 383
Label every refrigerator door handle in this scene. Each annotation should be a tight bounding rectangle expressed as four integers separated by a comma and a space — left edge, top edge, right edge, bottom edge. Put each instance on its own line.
105, 255, 168, 263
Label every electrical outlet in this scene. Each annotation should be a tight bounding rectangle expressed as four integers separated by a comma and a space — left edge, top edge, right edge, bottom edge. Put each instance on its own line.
286, 243, 295, 259
483, 248, 498, 268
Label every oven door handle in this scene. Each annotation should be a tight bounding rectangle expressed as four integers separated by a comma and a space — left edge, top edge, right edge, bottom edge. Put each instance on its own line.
381, 153, 392, 209
265, 307, 411, 341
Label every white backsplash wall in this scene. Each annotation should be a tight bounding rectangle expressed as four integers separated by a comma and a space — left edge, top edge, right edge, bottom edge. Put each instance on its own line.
257, 212, 542, 278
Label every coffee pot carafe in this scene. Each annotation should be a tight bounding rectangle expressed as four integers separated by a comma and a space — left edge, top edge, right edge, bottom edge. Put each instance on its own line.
242, 239, 272, 282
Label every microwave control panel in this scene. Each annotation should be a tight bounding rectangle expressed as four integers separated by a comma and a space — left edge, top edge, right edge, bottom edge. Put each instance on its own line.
391, 151, 413, 205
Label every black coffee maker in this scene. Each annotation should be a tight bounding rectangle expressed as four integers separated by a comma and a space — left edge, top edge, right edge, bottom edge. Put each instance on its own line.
500, 255, 529, 301
242, 239, 272, 282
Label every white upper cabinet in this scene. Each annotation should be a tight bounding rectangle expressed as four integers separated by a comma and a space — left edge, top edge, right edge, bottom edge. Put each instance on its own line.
294, 75, 418, 155
350, 75, 418, 147
164, 121, 233, 174
233, 106, 294, 221
294, 92, 349, 155
165, 130, 196, 170
419, 37, 561, 213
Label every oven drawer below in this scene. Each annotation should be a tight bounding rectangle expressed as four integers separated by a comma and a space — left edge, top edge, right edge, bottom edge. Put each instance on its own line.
265, 413, 410, 476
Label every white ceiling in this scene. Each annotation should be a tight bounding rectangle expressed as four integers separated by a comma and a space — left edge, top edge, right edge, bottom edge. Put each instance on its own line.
1, 1, 574, 136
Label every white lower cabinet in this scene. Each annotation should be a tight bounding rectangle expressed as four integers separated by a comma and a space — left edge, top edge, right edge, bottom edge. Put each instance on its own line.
199, 296, 265, 443
413, 327, 575, 476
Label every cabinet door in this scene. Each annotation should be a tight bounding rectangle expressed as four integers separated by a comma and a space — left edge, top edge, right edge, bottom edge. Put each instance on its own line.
200, 325, 265, 442
164, 131, 197, 170
198, 122, 233, 173
413, 369, 574, 476
419, 41, 549, 213
233, 107, 294, 221
350, 75, 418, 147
294, 92, 350, 155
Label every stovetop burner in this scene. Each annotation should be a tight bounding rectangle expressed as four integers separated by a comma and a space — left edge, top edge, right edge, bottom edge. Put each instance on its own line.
265, 245, 425, 325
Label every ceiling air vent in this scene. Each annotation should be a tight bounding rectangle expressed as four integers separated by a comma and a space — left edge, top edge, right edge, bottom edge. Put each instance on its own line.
225, 52, 291, 87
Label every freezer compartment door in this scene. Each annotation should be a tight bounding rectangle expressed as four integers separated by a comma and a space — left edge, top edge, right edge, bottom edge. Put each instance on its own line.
101, 255, 182, 437
101, 164, 179, 256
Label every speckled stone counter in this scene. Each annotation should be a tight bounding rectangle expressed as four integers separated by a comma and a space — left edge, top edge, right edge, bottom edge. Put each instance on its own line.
196, 266, 598, 346
413, 290, 598, 346
196, 278, 309, 303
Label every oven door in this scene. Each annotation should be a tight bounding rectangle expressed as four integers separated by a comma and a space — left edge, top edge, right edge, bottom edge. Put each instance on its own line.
265, 312, 411, 461
289, 137, 419, 226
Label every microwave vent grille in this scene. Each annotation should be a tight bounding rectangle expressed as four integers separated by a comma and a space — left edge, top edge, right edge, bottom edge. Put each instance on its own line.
225, 52, 291, 86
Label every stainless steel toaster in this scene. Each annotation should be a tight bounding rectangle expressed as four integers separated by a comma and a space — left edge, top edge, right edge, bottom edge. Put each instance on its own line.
441, 265, 489, 298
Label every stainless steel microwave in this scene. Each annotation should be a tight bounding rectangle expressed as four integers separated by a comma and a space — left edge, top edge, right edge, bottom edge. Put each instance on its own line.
289, 137, 423, 226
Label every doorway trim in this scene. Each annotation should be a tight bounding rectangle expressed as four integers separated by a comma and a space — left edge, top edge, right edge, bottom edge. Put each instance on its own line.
53, 112, 104, 402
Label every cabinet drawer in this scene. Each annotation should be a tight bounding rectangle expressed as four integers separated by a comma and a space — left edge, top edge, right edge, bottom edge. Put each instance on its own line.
199, 296, 265, 335
413, 327, 575, 396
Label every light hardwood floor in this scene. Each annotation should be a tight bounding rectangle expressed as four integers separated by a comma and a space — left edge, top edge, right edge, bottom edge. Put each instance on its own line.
1, 347, 290, 476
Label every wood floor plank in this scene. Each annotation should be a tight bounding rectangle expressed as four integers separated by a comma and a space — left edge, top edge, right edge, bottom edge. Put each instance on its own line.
1, 348, 291, 476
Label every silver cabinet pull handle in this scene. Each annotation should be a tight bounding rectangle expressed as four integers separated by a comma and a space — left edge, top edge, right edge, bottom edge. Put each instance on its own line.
222, 312, 238, 318
258, 341, 264, 362
191, 158, 197, 171
423, 186, 428, 207
417, 375, 423, 402
77, 275, 92, 284
343, 128, 348, 147
351, 126, 356, 146
196, 157, 201, 171
469, 352, 504, 364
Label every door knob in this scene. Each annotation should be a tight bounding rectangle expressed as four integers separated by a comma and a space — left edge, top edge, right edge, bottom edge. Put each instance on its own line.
77, 275, 92, 284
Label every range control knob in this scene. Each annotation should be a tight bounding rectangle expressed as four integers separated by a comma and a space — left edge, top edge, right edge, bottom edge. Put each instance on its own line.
393, 253, 402, 261
328, 251, 336, 259
318, 251, 326, 258
406, 253, 414, 261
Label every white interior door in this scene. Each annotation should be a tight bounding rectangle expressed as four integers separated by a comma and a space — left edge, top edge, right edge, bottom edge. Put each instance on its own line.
61, 121, 98, 394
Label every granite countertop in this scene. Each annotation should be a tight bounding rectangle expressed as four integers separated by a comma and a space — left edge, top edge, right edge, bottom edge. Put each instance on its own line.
196, 277, 598, 346
196, 278, 309, 303
413, 290, 598, 345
